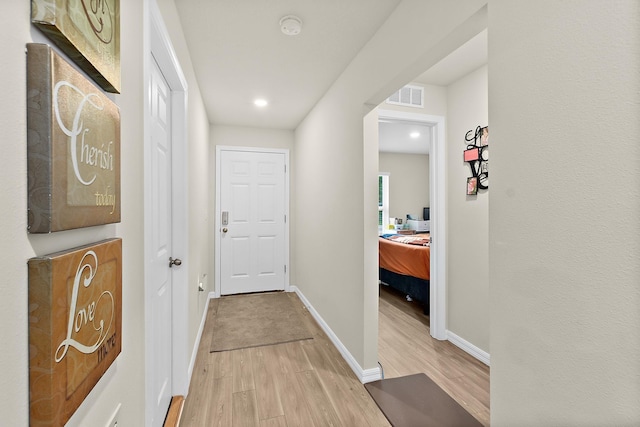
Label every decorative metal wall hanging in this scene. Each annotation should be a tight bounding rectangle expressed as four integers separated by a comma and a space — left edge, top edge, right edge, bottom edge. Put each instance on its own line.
32, 0, 121, 93
464, 125, 489, 194
28, 238, 122, 427
27, 43, 121, 233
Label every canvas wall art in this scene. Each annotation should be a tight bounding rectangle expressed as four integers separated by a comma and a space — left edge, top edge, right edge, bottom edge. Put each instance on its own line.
32, 0, 121, 93
28, 238, 122, 427
27, 43, 121, 233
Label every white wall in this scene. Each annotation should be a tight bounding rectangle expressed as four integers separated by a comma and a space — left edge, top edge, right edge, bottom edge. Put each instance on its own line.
0, 3, 33, 420
489, 1, 640, 425
0, 1, 210, 424
1, 2, 147, 425
446, 65, 489, 352
209, 125, 296, 286
295, 0, 488, 371
379, 152, 430, 221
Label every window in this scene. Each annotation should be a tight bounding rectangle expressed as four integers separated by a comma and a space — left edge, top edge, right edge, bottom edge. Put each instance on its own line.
385, 84, 424, 108
379, 174, 389, 231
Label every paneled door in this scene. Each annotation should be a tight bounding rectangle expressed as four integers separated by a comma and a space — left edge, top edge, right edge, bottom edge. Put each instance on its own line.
219, 149, 287, 295
148, 56, 174, 426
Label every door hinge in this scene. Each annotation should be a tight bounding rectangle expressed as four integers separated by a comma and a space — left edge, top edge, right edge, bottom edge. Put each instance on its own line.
284, 164, 287, 173
284, 215, 287, 223
284, 265, 287, 274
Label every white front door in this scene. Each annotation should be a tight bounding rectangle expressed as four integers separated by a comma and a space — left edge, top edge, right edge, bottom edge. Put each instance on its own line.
219, 149, 287, 295
149, 57, 173, 426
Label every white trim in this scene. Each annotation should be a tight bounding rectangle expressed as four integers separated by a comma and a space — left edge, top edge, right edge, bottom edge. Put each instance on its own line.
447, 331, 490, 366
291, 286, 382, 384
361, 367, 384, 384
377, 109, 447, 340
187, 293, 214, 384
144, 1, 190, 424
214, 146, 290, 298
378, 173, 389, 231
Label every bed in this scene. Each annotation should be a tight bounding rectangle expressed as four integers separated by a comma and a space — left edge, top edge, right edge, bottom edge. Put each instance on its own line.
379, 233, 430, 312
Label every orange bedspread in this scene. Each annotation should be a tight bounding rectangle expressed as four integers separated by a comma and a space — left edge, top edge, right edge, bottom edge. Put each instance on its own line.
379, 236, 430, 281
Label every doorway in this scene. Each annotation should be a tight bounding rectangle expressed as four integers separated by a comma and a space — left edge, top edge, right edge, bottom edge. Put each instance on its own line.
377, 109, 447, 339
144, 3, 189, 426
214, 146, 290, 297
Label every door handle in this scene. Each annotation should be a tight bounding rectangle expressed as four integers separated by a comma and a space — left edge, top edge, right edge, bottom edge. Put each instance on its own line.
169, 257, 182, 268
222, 227, 228, 233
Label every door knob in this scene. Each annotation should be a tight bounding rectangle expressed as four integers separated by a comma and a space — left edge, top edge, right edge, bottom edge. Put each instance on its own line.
222, 227, 228, 233
169, 257, 182, 268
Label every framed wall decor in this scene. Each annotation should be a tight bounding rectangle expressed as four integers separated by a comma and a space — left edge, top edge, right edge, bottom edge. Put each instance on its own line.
27, 43, 121, 233
32, 0, 121, 93
467, 176, 478, 195
28, 238, 122, 427
464, 125, 489, 193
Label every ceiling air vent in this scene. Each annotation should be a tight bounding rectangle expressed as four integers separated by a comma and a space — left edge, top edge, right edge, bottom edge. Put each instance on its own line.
386, 84, 424, 108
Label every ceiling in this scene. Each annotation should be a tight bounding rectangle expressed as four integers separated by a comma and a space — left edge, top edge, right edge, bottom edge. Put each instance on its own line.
174, 0, 401, 130
378, 30, 488, 155
415, 29, 487, 87
173, 2, 487, 153
378, 120, 432, 155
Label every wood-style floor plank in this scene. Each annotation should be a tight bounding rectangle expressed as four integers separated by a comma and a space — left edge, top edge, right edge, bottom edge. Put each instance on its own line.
180, 290, 489, 426
279, 341, 312, 373
295, 370, 342, 427
232, 389, 260, 427
275, 371, 317, 427
209, 349, 233, 379
180, 364, 212, 427
302, 341, 372, 427
251, 346, 285, 420
208, 376, 233, 427
232, 348, 255, 393
259, 416, 288, 427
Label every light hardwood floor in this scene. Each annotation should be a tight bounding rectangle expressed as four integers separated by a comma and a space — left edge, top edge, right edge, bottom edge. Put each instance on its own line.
378, 284, 490, 426
180, 289, 490, 426
180, 293, 391, 427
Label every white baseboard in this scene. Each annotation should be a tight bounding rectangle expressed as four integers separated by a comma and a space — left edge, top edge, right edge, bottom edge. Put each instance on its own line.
290, 286, 382, 384
447, 330, 490, 366
187, 292, 215, 390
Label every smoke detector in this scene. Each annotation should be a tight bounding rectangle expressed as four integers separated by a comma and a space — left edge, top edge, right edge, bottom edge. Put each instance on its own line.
279, 15, 302, 36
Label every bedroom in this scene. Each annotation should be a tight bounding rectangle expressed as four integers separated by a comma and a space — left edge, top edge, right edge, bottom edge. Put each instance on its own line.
375, 29, 490, 423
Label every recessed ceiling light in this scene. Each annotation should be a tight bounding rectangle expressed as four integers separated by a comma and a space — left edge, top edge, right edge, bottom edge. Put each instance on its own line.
410, 132, 420, 138
254, 99, 268, 107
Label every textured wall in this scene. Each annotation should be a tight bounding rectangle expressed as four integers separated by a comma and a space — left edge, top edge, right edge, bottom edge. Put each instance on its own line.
489, 1, 640, 424
295, 0, 487, 370
447, 65, 489, 353
379, 152, 430, 221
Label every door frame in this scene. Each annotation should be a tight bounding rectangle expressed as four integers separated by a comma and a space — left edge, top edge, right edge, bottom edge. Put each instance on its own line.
378, 109, 447, 340
214, 146, 290, 298
143, 1, 190, 424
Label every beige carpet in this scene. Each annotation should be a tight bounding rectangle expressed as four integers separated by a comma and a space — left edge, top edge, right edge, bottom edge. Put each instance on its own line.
210, 292, 313, 352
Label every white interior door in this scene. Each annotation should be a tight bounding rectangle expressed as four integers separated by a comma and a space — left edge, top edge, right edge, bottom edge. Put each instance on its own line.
219, 150, 287, 295
149, 57, 173, 426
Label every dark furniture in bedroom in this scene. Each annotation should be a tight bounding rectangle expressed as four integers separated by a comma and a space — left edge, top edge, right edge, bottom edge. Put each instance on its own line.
378, 233, 430, 313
